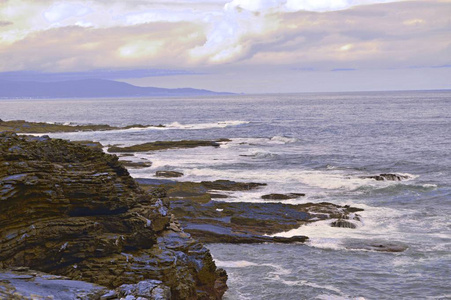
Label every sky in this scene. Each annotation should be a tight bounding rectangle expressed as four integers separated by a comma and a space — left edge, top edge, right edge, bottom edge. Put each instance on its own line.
0, 0, 450, 93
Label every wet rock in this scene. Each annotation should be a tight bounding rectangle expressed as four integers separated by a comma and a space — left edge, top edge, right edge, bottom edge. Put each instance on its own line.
0, 133, 226, 299
261, 193, 305, 200
156, 171, 184, 178
170, 199, 361, 244
120, 160, 153, 169
108, 139, 230, 153
331, 219, 357, 229
139, 180, 364, 244
201, 180, 266, 191
361, 173, 410, 181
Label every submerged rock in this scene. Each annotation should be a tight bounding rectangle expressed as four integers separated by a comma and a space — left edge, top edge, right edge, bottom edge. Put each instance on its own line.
0, 132, 226, 299
344, 239, 408, 252
361, 173, 410, 181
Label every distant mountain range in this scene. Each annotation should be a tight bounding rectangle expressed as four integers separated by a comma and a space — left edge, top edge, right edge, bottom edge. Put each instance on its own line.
0, 79, 233, 98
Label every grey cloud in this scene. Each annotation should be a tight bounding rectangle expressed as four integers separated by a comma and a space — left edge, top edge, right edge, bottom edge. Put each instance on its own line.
0, 22, 206, 72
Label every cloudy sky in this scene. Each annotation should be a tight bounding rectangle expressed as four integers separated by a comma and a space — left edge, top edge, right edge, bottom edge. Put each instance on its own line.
0, 0, 450, 93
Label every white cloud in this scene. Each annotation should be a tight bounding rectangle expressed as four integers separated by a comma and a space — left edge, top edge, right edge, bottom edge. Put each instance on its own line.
44, 2, 92, 23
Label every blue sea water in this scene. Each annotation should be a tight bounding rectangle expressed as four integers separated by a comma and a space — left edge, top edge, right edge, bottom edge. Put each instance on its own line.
1, 91, 450, 299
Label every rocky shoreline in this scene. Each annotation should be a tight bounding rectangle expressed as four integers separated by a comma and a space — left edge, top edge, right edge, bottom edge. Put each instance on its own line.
0, 125, 412, 299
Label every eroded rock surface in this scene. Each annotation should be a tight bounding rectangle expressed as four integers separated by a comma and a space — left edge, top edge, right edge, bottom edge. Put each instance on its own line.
0, 133, 226, 299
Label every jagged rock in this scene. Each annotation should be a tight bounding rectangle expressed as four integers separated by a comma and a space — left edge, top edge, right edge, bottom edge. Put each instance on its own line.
156, 171, 184, 178
361, 173, 410, 181
0, 133, 226, 299
261, 193, 305, 200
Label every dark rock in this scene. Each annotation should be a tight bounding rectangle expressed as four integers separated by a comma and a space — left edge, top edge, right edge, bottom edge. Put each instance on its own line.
108, 139, 229, 153
0, 133, 226, 299
170, 199, 362, 244
120, 160, 152, 169
201, 180, 267, 191
156, 171, 184, 178
331, 219, 357, 229
138, 180, 365, 244
261, 193, 305, 200
361, 173, 410, 181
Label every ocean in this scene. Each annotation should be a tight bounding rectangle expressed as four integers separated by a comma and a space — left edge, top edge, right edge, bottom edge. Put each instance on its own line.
1, 90, 450, 299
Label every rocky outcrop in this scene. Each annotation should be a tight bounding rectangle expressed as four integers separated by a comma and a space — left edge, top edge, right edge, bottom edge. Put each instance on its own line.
108, 139, 230, 153
0, 133, 226, 299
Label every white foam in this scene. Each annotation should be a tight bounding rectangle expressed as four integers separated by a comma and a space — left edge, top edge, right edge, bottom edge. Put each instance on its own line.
162, 120, 249, 130
269, 135, 298, 144
214, 260, 259, 268
277, 280, 345, 296
272, 203, 408, 251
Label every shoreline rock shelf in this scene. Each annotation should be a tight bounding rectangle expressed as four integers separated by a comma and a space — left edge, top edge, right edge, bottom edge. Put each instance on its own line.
0, 119, 164, 133
138, 180, 365, 244
0, 133, 226, 299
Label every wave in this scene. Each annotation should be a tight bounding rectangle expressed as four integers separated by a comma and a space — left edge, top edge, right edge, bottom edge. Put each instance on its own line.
214, 260, 259, 268
269, 135, 298, 144
162, 120, 249, 130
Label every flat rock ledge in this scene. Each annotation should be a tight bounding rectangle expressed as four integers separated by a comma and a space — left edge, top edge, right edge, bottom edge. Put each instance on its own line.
139, 180, 365, 244
0, 133, 226, 299
0, 119, 163, 134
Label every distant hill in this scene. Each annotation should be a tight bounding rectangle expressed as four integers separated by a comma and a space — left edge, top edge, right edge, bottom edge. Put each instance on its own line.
0, 79, 233, 98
